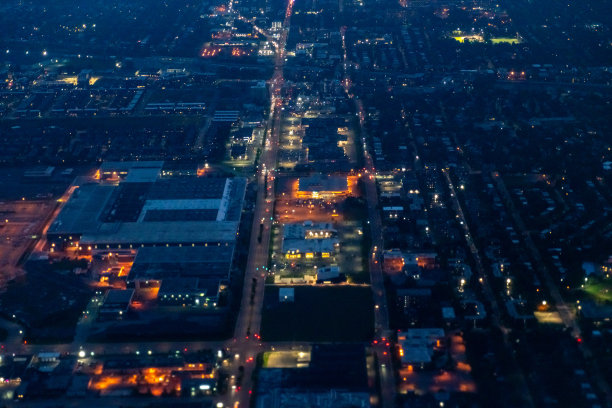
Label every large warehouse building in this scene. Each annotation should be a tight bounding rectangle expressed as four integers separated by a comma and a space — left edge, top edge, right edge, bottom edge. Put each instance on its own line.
47, 171, 247, 250
47, 162, 247, 310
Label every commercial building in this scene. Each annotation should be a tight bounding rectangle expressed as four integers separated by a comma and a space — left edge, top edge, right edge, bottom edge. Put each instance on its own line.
316, 265, 342, 283
397, 328, 445, 369
99, 289, 135, 319
97, 161, 164, 182
396, 288, 432, 314
89, 354, 217, 397
158, 278, 220, 307
296, 174, 349, 199
47, 162, 247, 312
383, 249, 438, 274
282, 221, 339, 259
383, 249, 406, 274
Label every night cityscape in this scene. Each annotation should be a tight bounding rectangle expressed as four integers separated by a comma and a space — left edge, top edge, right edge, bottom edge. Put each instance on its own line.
0, 0, 611, 407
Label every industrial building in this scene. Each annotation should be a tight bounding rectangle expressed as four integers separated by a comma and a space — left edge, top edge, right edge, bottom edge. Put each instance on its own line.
47, 171, 247, 250
128, 245, 234, 307
46, 162, 247, 311
158, 278, 219, 307
99, 289, 135, 319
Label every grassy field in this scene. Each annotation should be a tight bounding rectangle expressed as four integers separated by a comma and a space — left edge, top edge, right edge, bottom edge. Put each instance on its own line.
491, 37, 522, 44
583, 277, 612, 303
261, 285, 374, 342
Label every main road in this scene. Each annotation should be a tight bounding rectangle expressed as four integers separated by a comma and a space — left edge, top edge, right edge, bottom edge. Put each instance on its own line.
358, 101, 396, 408
221, 1, 294, 407
341, 26, 396, 408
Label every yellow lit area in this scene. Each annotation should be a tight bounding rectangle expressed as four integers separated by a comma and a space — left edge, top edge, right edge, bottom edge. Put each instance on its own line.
262, 350, 312, 368
182, 363, 214, 376
305, 253, 314, 259
305, 230, 333, 239
491, 37, 522, 44
294, 176, 358, 199
347, 175, 358, 194
534, 311, 564, 324
55, 75, 100, 86
398, 368, 476, 395
321, 252, 330, 258
384, 254, 405, 273
291, 179, 300, 197
452, 34, 484, 43
59, 76, 78, 85
89, 364, 202, 396
136, 284, 160, 302
398, 332, 476, 395
89, 375, 127, 390
196, 163, 211, 177
201, 47, 222, 57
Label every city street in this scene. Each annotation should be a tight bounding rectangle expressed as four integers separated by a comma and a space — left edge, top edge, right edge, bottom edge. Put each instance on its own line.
342, 30, 396, 404
221, 1, 295, 407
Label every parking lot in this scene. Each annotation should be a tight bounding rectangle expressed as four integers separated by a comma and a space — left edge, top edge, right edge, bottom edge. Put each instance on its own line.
0, 199, 56, 285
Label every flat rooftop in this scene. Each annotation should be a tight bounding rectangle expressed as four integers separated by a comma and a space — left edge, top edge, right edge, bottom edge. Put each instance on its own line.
132, 245, 234, 264
283, 222, 336, 240
48, 183, 115, 237
398, 328, 445, 365
282, 238, 339, 254
298, 174, 348, 192
128, 245, 234, 281
104, 289, 135, 305
48, 175, 246, 245
81, 221, 240, 246
159, 277, 220, 297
